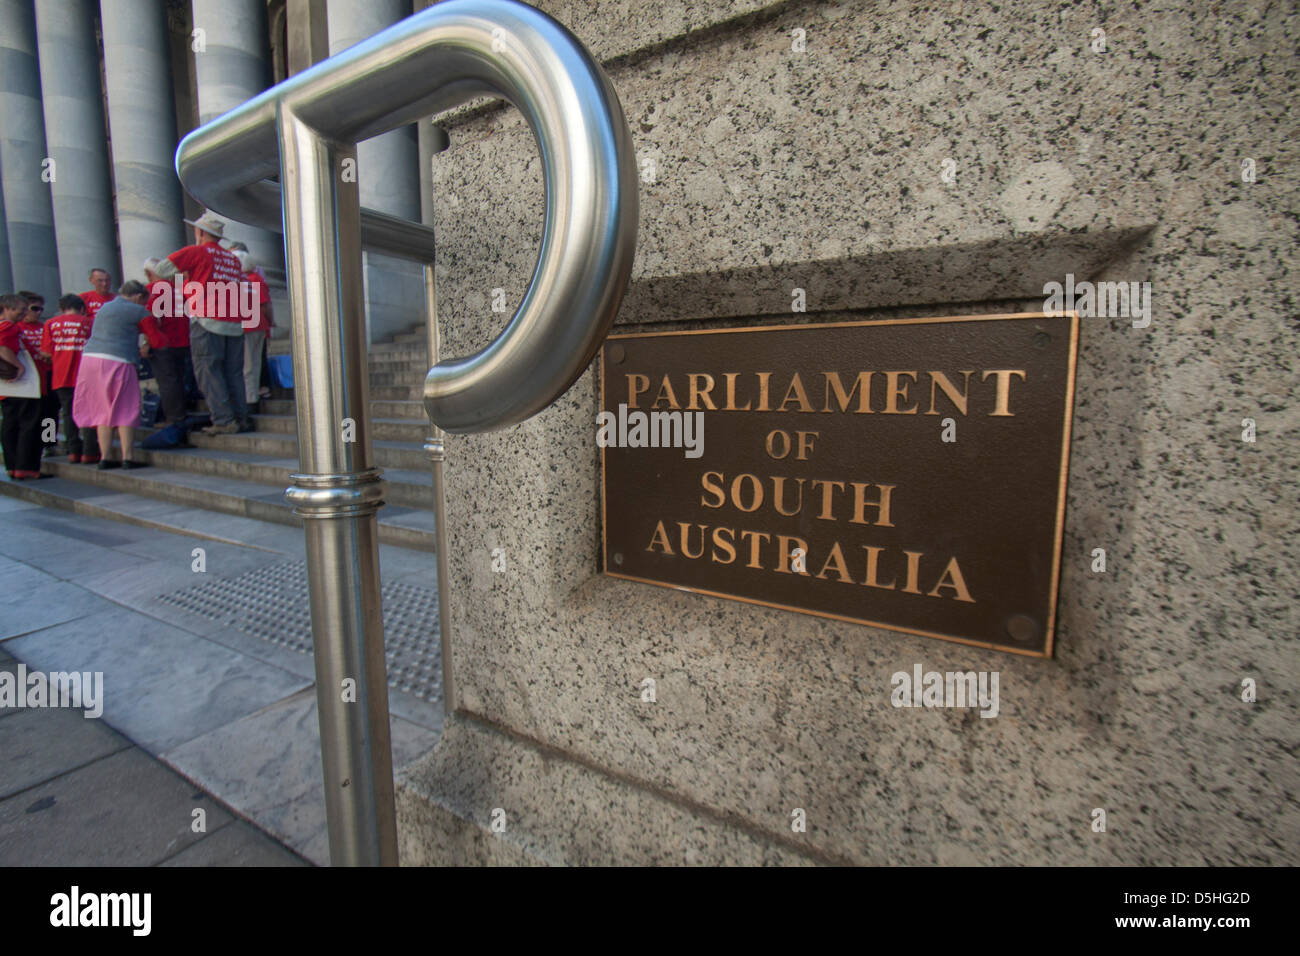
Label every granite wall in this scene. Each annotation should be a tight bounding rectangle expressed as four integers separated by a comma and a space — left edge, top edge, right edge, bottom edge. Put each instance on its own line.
396, 0, 1298, 865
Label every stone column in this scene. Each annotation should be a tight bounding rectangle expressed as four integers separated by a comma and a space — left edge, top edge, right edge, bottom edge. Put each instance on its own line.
414, 0, 439, 227
99, 0, 186, 279
287, 0, 329, 76
34, 0, 119, 290
190, 0, 284, 289
0, 155, 14, 292
263, 0, 330, 348
327, 0, 423, 343
0, 0, 60, 299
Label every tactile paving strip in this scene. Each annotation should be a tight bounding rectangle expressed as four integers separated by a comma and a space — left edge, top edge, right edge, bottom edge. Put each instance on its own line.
159, 560, 442, 703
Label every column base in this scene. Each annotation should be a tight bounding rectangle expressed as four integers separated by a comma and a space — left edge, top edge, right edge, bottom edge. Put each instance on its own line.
395, 713, 817, 866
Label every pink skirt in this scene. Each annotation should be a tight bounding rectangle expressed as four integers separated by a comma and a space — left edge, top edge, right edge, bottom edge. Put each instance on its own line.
73, 356, 140, 428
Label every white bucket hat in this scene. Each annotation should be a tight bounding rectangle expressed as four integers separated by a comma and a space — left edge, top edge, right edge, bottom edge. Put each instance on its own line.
183, 210, 226, 238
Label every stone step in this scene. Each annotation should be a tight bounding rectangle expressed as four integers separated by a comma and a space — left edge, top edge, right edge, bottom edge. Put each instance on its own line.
370, 340, 428, 356
251, 414, 426, 443
261, 329, 425, 354
371, 384, 425, 401
372, 399, 426, 419
369, 370, 428, 387
13, 320, 440, 554
187, 429, 427, 470
217, 398, 427, 421
247, 414, 297, 433
268, 346, 426, 363
368, 355, 428, 370
367, 367, 426, 382
58, 444, 435, 509
13, 464, 437, 552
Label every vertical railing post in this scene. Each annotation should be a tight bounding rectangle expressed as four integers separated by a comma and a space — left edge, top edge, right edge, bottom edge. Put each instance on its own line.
279, 106, 398, 866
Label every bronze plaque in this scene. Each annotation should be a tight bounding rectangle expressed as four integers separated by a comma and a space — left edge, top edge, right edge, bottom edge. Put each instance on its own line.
599, 312, 1078, 657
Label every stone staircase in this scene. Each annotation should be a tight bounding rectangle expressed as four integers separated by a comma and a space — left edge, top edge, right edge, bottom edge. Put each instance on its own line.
3, 327, 438, 552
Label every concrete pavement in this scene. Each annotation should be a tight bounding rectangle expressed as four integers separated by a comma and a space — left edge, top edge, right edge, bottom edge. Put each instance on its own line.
0, 488, 443, 865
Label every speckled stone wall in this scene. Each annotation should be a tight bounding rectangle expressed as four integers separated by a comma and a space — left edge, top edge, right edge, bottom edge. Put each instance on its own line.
397, 0, 1298, 865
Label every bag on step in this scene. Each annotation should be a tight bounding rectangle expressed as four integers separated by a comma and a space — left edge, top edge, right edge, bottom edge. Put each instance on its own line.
267, 354, 294, 389
140, 390, 162, 427
142, 422, 189, 450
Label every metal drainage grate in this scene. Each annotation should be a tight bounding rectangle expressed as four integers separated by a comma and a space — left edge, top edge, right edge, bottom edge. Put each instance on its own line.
159, 559, 442, 703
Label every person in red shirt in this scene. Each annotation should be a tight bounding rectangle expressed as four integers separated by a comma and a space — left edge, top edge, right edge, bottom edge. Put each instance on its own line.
153, 211, 248, 435
39, 294, 100, 463
0, 293, 48, 479
16, 292, 51, 389
232, 246, 272, 426
140, 257, 190, 434
79, 267, 115, 319
17, 292, 59, 461
0, 295, 22, 378
2, 294, 30, 477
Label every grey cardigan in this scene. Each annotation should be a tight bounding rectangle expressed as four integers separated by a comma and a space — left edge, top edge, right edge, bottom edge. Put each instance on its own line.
81, 298, 149, 363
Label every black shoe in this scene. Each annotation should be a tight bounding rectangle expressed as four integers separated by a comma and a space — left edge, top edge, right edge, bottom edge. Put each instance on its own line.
237, 419, 255, 433
121, 460, 149, 470
98, 460, 121, 470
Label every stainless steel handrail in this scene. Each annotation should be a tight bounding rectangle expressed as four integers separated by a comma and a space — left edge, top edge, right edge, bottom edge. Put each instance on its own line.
177, 0, 639, 431
175, 0, 638, 865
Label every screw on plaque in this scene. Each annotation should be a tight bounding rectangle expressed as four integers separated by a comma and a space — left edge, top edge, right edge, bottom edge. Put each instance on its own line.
613, 552, 624, 566
1005, 614, 1038, 644
610, 344, 626, 363
1032, 331, 1052, 349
